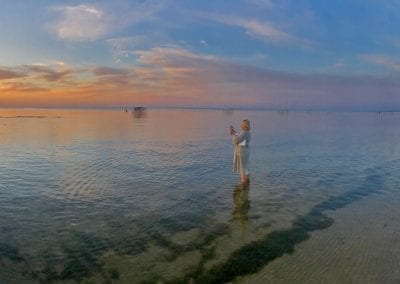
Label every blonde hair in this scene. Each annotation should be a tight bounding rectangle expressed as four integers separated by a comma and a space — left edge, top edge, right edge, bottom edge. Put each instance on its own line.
242, 119, 251, 131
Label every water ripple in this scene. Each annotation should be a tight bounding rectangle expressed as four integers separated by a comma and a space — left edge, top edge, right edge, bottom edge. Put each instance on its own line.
1, 110, 400, 282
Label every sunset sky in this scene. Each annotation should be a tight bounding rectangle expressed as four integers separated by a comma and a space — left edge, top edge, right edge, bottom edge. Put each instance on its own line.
1, 0, 400, 110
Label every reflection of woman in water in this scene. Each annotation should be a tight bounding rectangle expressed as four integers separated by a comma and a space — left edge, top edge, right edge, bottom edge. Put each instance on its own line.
230, 119, 251, 183
232, 183, 250, 225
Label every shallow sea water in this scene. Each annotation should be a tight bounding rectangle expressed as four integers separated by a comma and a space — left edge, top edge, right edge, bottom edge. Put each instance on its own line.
0, 108, 399, 283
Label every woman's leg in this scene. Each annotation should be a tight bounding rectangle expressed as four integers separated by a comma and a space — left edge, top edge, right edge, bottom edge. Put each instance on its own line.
242, 150, 250, 183
241, 171, 249, 183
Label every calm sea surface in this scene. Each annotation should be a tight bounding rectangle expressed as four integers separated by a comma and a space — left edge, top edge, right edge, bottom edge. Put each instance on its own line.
0, 108, 400, 283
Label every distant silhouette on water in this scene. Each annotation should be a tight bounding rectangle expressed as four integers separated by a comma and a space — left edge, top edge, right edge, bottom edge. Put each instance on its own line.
131, 107, 147, 119
230, 119, 251, 184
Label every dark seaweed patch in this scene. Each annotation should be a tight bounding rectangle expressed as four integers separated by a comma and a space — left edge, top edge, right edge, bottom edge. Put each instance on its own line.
109, 268, 120, 280
150, 223, 230, 263
166, 245, 217, 284
58, 232, 105, 281
59, 253, 100, 281
40, 265, 59, 283
0, 242, 24, 262
198, 228, 310, 283
30, 231, 110, 282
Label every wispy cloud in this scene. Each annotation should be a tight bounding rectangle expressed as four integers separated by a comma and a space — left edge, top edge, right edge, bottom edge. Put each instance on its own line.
204, 14, 314, 48
247, 0, 275, 9
47, 1, 164, 41
23, 64, 72, 82
134, 46, 213, 66
200, 40, 208, 47
0, 81, 47, 93
0, 68, 25, 80
0, 63, 77, 104
362, 54, 400, 71
92, 66, 130, 76
389, 37, 400, 48
379, 0, 400, 10
333, 60, 346, 68
106, 34, 171, 62
73, 47, 400, 109
90, 66, 132, 87
2, 47, 400, 109
49, 5, 110, 41
107, 36, 146, 61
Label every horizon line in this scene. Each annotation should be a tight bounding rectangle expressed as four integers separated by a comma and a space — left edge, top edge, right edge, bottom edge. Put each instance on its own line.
1, 105, 400, 113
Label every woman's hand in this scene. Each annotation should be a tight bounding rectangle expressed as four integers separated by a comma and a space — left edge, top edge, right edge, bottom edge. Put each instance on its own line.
229, 125, 236, 135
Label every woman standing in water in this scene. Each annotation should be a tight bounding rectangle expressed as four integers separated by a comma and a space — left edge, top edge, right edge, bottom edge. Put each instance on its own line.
230, 119, 251, 183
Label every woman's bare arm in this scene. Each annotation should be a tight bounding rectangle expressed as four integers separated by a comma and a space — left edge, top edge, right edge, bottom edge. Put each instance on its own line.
232, 131, 248, 145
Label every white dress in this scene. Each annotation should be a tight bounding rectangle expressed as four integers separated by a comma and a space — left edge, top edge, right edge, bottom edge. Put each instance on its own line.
232, 131, 251, 176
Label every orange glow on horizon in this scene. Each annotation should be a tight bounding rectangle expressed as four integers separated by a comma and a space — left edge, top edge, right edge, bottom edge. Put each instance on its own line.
0, 48, 268, 108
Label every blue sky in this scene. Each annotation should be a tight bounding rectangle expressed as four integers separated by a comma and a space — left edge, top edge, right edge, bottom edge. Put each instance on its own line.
1, 0, 400, 109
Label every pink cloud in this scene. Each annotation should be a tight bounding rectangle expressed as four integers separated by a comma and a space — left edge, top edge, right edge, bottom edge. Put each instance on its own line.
2, 48, 400, 110
0, 68, 25, 80
92, 66, 130, 76
23, 65, 72, 82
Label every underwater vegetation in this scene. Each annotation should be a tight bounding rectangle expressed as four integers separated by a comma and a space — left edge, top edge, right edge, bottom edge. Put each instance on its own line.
0, 164, 388, 283
175, 169, 384, 283
0, 242, 24, 262
29, 232, 110, 283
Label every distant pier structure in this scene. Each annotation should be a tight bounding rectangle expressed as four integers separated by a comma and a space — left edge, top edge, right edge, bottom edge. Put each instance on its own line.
277, 109, 289, 116
134, 107, 146, 112
126, 106, 147, 119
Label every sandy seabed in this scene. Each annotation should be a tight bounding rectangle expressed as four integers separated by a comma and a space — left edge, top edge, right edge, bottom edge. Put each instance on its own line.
240, 191, 400, 284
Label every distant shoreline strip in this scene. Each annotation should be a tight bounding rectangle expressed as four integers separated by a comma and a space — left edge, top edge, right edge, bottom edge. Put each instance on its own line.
0, 116, 46, 119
